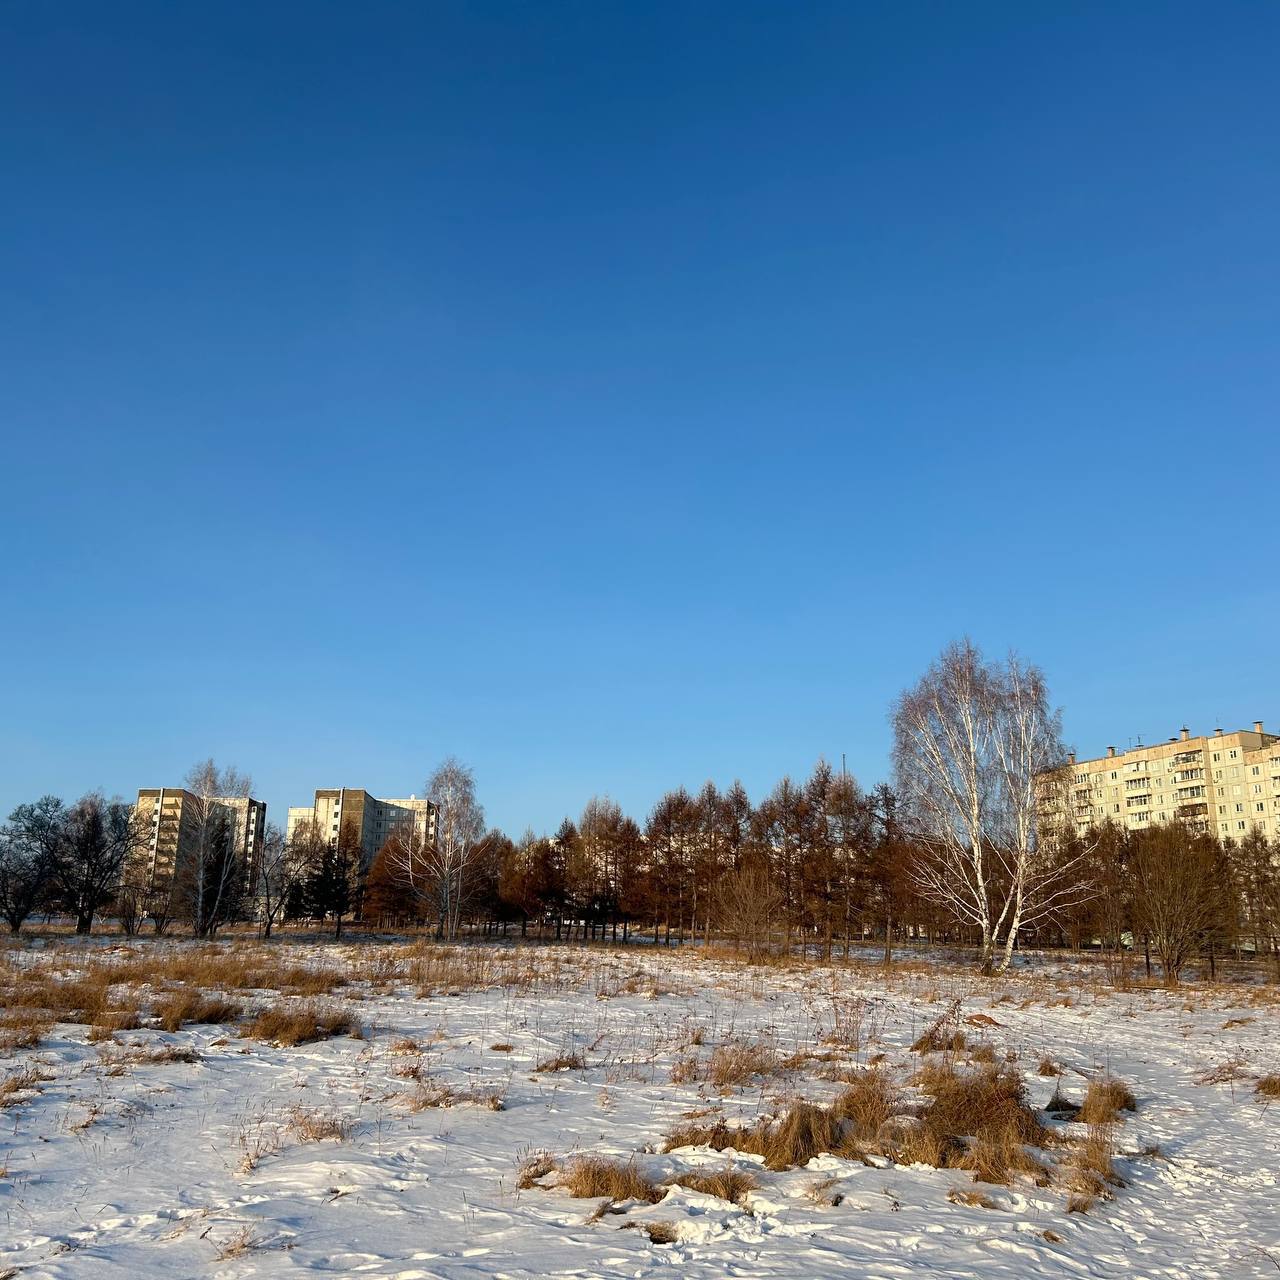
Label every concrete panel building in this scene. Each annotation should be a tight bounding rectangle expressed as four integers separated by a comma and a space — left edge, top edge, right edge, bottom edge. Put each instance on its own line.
1046, 722, 1280, 841
286, 789, 437, 870
133, 788, 267, 900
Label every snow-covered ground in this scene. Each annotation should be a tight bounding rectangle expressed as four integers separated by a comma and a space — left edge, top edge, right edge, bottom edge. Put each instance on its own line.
1, 938, 1278, 1278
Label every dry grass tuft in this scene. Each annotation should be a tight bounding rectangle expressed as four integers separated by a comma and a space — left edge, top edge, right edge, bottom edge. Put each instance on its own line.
287, 1106, 353, 1142
0, 1008, 53, 1051
155, 991, 242, 1033
667, 1166, 757, 1204
1038, 1057, 1062, 1077
1078, 1076, 1136, 1125
536, 1052, 586, 1073
948, 1186, 1001, 1209
242, 1001, 359, 1047
561, 1155, 662, 1204
1064, 1123, 1121, 1212
1255, 1075, 1280, 1099
0, 1065, 49, 1108
706, 1041, 779, 1089
405, 1080, 505, 1111
833, 1069, 899, 1140
517, 1150, 559, 1189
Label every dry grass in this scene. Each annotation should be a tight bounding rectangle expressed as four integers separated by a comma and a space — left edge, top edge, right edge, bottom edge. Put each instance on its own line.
87, 1008, 143, 1042
0, 1008, 53, 1051
536, 1052, 586, 1073
155, 991, 242, 1032
242, 1001, 359, 1047
948, 1186, 1001, 1209
833, 1069, 899, 1140
0, 1065, 49, 1108
666, 1166, 758, 1204
1078, 1076, 1137, 1125
1038, 1057, 1062, 1076
560, 1155, 662, 1204
706, 1041, 779, 1089
1255, 1075, 1280, 1099
213, 1226, 263, 1259
517, 1150, 559, 1189
1065, 1123, 1121, 1212
404, 1079, 505, 1111
287, 1106, 353, 1142
664, 1100, 853, 1171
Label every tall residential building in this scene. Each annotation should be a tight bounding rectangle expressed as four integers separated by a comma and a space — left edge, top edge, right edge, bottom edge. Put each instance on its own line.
133, 788, 267, 899
1047, 722, 1280, 841
286, 788, 437, 869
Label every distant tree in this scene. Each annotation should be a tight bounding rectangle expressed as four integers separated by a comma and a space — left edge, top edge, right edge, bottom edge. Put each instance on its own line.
1130, 822, 1229, 986
424, 758, 489, 941
0, 807, 55, 934
175, 760, 253, 938
256, 822, 305, 940
1239, 830, 1280, 981
863, 782, 916, 965
49, 793, 143, 934
715, 855, 783, 962
306, 821, 361, 938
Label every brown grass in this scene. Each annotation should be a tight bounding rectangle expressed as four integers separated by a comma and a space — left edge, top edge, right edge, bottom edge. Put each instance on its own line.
0, 1008, 53, 1051
404, 1078, 505, 1111
833, 1069, 899, 1140
705, 1041, 779, 1089
517, 1150, 559, 1188
664, 1100, 853, 1172
1255, 1075, 1280, 1099
155, 991, 242, 1032
287, 1106, 353, 1142
1065, 1123, 1121, 1212
1038, 1057, 1062, 1076
1078, 1077, 1136, 1125
536, 1052, 585, 1073
242, 1001, 359, 1047
666, 1166, 757, 1204
560, 1155, 662, 1204
947, 1186, 1001, 1209
0, 1065, 49, 1108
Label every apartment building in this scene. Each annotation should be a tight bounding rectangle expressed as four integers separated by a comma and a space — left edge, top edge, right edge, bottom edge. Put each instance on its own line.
286, 788, 437, 869
1050, 722, 1280, 841
133, 788, 267, 899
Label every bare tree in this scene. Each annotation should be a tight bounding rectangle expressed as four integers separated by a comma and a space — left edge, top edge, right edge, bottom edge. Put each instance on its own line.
0, 807, 55, 934
1131, 822, 1232, 985
50, 793, 143, 934
715, 856, 783, 962
255, 822, 304, 940
425, 757, 487, 941
175, 759, 253, 938
893, 639, 1085, 973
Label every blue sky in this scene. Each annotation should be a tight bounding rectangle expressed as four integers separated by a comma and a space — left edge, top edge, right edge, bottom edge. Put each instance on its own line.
2, 2, 1277, 836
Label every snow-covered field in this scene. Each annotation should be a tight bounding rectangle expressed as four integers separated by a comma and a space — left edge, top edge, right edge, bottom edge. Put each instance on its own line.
2, 938, 1278, 1278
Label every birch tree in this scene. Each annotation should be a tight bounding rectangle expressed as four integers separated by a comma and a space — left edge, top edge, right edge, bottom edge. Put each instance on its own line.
177, 760, 253, 938
892, 639, 1083, 973
423, 757, 488, 941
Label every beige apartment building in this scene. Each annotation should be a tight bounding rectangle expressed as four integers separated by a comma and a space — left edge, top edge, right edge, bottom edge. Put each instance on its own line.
1052, 722, 1280, 841
286, 788, 437, 869
133, 788, 267, 900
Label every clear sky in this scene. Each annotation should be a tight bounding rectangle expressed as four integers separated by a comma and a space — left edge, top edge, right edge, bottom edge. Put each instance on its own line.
3, 2, 1277, 837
